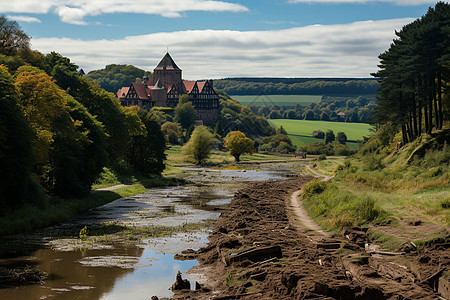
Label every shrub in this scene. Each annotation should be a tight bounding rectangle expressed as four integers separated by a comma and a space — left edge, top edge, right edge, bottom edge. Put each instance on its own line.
334, 143, 356, 156
353, 196, 380, 222
301, 181, 327, 198
364, 153, 384, 171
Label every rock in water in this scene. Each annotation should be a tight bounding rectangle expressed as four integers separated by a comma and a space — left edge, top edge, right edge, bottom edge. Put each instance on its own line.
171, 271, 190, 290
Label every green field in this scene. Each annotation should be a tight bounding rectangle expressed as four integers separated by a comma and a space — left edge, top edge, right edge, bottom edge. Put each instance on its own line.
231, 95, 322, 106
268, 119, 372, 148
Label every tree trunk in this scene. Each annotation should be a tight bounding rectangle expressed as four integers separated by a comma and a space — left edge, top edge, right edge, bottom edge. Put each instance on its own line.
409, 112, 416, 141
437, 72, 443, 129
433, 79, 440, 131
412, 95, 418, 137
424, 99, 429, 134
234, 154, 240, 162
408, 115, 414, 139
401, 123, 408, 145
428, 77, 433, 133
418, 101, 422, 135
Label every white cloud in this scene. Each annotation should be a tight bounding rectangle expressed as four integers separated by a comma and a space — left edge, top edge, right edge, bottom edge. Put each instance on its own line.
6, 15, 42, 23
0, 1, 57, 14
0, 0, 248, 25
288, 0, 436, 5
31, 18, 413, 79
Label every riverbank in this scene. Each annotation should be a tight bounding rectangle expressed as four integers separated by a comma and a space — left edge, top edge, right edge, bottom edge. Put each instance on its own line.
172, 177, 449, 299
0, 162, 299, 299
0, 143, 293, 237
0, 183, 146, 236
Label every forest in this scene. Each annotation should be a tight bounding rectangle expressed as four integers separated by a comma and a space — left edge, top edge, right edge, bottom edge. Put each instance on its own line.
372, 2, 450, 144
214, 78, 379, 95
85, 64, 152, 93
0, 15, 166, 213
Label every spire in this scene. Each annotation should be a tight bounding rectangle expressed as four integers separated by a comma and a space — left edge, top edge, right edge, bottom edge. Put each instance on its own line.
152, 79, 165, 90
154, 52, 181, 71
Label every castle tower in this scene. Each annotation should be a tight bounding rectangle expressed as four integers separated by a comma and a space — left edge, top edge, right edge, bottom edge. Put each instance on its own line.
150, 79, 167, 107
153, 53, 183, 95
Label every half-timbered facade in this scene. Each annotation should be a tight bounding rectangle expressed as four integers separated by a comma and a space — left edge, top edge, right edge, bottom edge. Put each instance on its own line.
117, 53, 219, 124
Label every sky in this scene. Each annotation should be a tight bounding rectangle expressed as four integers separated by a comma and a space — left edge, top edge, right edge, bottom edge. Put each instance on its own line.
1, 0, 442, 79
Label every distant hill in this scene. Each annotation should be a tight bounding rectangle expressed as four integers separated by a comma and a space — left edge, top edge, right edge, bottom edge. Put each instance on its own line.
85, 64, 151, 93
214, 78, 379, 95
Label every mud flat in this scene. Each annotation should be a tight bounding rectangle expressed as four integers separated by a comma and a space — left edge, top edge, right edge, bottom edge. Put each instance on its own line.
0, 165, 295, 300
173, 177, 449, 299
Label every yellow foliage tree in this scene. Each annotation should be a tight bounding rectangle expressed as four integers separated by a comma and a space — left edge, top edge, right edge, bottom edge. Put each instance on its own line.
14, 66, 71, 164
224, 131, 254, 162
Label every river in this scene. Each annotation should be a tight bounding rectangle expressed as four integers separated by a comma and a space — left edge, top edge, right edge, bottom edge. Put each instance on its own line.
0, 164, 296, 299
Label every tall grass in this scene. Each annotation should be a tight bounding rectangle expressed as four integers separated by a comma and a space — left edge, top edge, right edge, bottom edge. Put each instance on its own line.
302, 181, 385, 230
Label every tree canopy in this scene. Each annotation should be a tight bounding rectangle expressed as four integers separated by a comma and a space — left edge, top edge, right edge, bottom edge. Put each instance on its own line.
174, 96, 197, 130
214, 78, 378, 95
224, 131, 254, 162
85, 64, 151, 93
371, 2, 450, 144
0, 15, 30, 56
0, 15, 167, 208
336, 132, 348, 145
182, 126, 215, 164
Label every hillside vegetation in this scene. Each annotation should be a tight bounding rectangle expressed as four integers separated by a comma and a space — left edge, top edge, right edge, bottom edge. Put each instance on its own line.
303, 2, 450, 250
231, 94, 322, 106
215, 78, 379, 95
0, 16, 167, 234
85, 64, 151, 93
304, 127, 449, 249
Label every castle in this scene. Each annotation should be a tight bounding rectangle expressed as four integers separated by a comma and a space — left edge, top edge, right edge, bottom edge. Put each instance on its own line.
117, 53, 219, 124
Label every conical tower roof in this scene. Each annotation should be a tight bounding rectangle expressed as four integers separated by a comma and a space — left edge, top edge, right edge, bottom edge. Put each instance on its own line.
154, 52, 181, 71
152, 79, 165, 90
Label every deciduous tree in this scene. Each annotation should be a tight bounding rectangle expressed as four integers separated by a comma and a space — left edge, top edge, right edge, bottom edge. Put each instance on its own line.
125, 108, 166, 175
336, 131, 348, 145
325, 130, 335, 145
0, 15, 30, 56
224, 131, 254, 162
174, 95, 197, 130
0, 65, 42, 210
182, 126, 214, 164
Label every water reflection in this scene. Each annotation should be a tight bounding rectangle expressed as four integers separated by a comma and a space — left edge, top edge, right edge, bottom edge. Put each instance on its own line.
0, 166, 292, 299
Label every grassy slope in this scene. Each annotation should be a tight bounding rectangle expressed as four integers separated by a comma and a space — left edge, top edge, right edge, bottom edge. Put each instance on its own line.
304, 134, 450, 250
268, 119, 371, 148
231, 95, 322, 106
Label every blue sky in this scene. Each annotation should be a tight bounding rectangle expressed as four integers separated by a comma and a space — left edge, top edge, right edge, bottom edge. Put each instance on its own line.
1, 0, 440, 79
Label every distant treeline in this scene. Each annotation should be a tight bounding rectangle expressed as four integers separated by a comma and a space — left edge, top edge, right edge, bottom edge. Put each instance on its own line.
214, 78, 379, 95
249, 95, 376, 123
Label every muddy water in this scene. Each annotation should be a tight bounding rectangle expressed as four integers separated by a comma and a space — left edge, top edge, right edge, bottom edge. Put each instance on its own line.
0, 166, 294, 299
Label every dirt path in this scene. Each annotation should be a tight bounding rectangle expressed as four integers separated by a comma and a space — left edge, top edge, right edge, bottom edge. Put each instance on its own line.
289, 190, 330, 238
288, 164, 331, 238
305, 164, 332, 181
92, 184, 129, 191
171, 178, 448, 300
